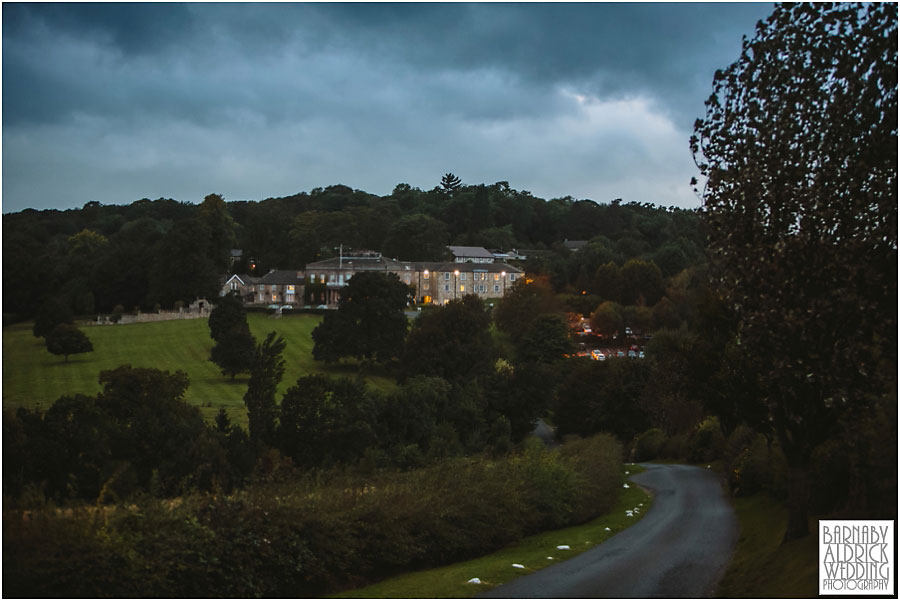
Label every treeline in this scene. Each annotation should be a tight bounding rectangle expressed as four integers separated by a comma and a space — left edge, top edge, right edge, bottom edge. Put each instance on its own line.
2, 179, 702, 320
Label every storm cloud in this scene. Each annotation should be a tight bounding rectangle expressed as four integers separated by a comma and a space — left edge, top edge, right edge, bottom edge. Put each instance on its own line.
2, 2, 773, 212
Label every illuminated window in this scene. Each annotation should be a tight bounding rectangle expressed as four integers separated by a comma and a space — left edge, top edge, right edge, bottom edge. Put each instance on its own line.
287, 285, 295, 292
423, 271, 430, 279
460, 285, 466, 292
309, 274, 316, 282
405, 275, 411, 284
493, 273, 500, 281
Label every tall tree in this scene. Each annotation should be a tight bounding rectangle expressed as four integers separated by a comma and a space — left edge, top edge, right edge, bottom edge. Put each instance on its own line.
198, 193, 237, 272
312, 272, 409, 363
208, 293, 248, 341
244, 332, 286, 446
691, 3, 897, 539
209, 324, 256, 380
440, 172, 462, 194
381, 213, 449, 261
402, 295, 496, 382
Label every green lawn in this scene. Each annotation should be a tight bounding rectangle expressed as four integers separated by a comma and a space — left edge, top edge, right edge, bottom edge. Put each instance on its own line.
3, 313, 397, 425
334, 467, 651, 598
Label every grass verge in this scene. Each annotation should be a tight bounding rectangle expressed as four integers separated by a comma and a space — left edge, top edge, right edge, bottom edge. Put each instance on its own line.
716, 494, 818, 598
3, 313, 397, 426
333, 465, 651, 598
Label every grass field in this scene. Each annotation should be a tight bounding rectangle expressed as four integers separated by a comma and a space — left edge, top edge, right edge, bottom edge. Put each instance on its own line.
715, 494, 818, 598
334, 466, 651, 598
3, 313, 397, 425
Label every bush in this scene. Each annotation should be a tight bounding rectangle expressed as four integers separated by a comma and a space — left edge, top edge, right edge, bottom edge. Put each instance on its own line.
4, 433, 625, 597
632, 428, 666, 461
688, 416, 726, 463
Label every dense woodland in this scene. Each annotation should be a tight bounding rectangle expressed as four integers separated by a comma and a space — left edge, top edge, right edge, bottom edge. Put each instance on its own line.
2, 179, 703, 320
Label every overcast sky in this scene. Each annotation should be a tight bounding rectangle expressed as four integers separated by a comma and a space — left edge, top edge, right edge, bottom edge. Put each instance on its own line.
2, 2, 774, 213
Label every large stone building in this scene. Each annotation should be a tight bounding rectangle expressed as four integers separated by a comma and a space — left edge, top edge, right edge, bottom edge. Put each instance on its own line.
221, 247, 525, 308
304, 249, 523, 306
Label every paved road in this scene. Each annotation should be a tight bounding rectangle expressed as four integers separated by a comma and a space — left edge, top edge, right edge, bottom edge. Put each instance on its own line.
480, 463, 738, 598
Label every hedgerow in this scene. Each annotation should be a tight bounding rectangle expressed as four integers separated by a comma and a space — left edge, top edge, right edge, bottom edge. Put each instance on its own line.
4, 433, 622, 597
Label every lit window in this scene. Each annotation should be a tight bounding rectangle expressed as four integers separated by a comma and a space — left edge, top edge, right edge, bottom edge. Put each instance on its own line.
423, 271, 430, 279
493, 273, 500, 281
405, 275, 411, 284
310, 274, 316, 282
287, 285, 295, 292
460, 285, 466, 292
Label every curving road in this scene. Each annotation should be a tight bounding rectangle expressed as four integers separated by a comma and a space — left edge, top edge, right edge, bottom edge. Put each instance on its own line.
480, 463, 738, 598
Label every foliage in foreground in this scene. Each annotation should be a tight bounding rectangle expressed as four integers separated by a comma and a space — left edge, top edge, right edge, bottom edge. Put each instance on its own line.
3, 434, 622, 598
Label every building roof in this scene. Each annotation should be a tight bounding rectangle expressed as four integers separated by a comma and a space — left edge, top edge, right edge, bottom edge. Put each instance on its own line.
258, 270, 303, 285
414, 261, 523, 274
224, 273, 260, 286
305, 254, 412, 272
563, 240, 588, 251
448, 246, 494, 259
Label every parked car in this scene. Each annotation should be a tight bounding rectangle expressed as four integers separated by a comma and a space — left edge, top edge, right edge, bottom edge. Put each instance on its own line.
591, 350, 606, 361
617, 351, 625, 358
627, 350, 637, 358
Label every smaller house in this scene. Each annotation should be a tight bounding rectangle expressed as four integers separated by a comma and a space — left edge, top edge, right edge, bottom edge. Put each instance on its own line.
448, 246, 495, 263
563, 239, 588, 252
255, 269, 305, 305
221, 274, 260, 304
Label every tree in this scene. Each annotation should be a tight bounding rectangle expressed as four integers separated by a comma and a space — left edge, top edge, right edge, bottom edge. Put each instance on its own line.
440, 172, 462, 194
402, 295, 496, 382
209, 324, 256, 379
32, 298, 73, 338
494, 276, 563, 343
278, 375, 379, 468
515, 314, 573, 364
312, 271, 409, 363
198, 193, 237, 272
381, 213, 449, 261
590, 301, 624, 338
45, 324, 93, 362
619, 259, 664, 306
691, 3, 897, 539
208, 293, 247, 341
244, 332, 286, 446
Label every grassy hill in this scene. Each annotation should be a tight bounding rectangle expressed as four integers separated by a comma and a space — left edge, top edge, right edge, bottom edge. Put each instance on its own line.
2, 312, 397, 425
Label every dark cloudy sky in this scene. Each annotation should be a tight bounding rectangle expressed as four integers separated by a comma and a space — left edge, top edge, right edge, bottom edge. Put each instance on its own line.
2, 2, 774, 212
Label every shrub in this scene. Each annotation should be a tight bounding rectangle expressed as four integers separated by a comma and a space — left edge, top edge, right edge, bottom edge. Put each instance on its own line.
632, 428, 666, 461
5, 433, 625, 597
688, 416, 726, 463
